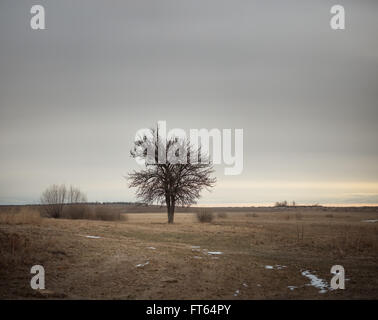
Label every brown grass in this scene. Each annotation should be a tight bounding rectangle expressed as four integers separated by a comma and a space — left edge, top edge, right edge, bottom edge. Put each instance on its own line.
295, 212, 303, 220
0, 208, 42, 225
0, 207, 377, 299
217, 212, 228, 219
55, 204, 126, 221
245, 212, 258, 217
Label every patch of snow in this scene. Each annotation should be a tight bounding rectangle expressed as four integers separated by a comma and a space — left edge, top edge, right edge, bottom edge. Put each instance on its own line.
147, 246, 156, 250
243, 283, 248, 287
85, 235, 101, 239
136, 261, 150, 268
288, 286, 298, 291
275, 265, 287, 270
362, 219, 378, 223
193, 256, 202, 259
207, 251, 223, 255
233, 290, 240, 297
301, 270, 331, 293
265, 264, 287, 270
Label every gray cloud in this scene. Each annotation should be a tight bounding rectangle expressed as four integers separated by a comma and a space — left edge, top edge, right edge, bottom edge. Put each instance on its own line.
0, 0, 377, 204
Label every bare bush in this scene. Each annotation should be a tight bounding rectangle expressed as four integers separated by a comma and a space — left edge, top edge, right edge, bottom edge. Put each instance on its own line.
196, 209, 214, 223
275, 200, 288, 207
40, 184, 87, 218
40, 184, 67, 218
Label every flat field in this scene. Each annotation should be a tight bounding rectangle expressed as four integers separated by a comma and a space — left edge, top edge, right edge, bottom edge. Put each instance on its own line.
0, 207, 377, 299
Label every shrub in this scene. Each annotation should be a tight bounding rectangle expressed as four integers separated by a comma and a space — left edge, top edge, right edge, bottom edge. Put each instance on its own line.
40, 184, 87, 218
196, 209, 214, 223
275, 200, 288, 207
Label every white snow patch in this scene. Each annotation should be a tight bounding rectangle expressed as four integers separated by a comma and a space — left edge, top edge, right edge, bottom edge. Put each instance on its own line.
207, 251, 223, 255
301, 270, 331, 293
136, 261, 150, 268
233, 290, 240, 297
85, 235, 101, 239
147, 246, 156, 250
362, 219, 378, 223
265, 264, 287, 270
243, 283, 248, 287
288, 286, 298, 291
275, 265, 287, 270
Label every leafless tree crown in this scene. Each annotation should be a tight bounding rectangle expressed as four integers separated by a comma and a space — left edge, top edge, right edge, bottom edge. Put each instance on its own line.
128, 127, 216, 223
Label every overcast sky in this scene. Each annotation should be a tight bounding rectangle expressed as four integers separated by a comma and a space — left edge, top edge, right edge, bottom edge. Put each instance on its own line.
0, 0, 377, 205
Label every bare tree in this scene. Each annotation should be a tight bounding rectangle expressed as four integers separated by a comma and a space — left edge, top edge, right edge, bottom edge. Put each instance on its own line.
128, 127, 216, 223
40, 184, 67, 218
40, 184, 87, 218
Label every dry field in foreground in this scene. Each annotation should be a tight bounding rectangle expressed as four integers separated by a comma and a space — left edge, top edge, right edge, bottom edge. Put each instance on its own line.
0, 207, 377, 299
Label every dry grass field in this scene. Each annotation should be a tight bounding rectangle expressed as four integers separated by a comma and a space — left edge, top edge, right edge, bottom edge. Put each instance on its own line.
0, 206, 377, 299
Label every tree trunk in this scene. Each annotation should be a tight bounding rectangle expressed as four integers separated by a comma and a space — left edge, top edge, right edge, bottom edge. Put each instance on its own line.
167, 204, 175, 223
168, 198, 175, 224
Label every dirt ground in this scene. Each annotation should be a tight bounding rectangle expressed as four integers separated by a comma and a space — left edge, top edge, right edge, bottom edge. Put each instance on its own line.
0, 207, 377, 299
